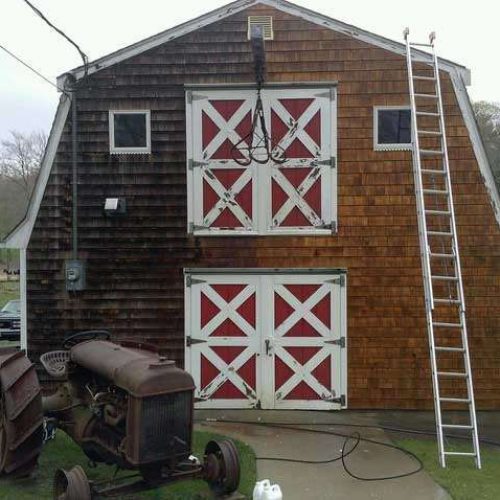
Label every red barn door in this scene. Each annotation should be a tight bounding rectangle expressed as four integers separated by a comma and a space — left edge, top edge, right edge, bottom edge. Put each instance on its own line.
267, 275, 343, 410
265, 88, 336, 233
186, 86, 337, 235
185, 272, 345, 410
188, 90, 257, 235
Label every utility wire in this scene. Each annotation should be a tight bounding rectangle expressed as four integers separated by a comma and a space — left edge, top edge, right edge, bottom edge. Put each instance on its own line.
0, 43, 61, 91
21, 0, 89, 81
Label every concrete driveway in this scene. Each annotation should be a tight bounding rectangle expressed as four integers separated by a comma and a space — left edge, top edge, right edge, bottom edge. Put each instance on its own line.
196, 410, 451, 500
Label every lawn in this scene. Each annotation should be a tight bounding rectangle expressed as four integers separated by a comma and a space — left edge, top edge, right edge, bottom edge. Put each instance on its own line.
0, 279, 19, 308
396, 438, 500, 500
0, 430, 256, 499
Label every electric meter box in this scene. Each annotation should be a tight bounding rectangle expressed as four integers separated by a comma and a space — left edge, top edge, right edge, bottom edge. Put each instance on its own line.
65, 260, 86, 291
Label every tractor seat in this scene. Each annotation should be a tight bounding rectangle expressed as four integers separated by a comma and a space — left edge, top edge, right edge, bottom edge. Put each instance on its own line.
40, 350, 70, 379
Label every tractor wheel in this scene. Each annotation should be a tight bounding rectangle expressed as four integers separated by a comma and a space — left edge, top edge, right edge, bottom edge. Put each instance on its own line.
204, 439, 240, 496
0, 348, 44, 477
53, 465, 92, 500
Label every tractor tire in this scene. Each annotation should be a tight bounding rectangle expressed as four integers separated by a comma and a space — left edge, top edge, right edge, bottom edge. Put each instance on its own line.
0, 347, 44, 477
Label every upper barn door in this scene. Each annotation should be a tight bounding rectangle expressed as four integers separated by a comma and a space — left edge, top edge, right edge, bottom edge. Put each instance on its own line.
265, 88, 336, 233
263, 274, 343, 409
188, 89, 257, 235
187, 86, 337, 235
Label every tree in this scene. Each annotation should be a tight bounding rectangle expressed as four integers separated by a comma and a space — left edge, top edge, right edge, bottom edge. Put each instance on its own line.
0, 130, 47, 239
0, 131, 47, 196
472, 101, 500, 189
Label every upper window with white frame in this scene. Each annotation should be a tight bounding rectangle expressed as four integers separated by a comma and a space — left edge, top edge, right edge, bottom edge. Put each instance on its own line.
109, 110, 151, 154
373, 106, 411, 151
185, 86, 337, 236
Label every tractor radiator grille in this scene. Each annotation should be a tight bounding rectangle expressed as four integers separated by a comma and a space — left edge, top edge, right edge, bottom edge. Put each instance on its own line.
138, 391, 192, 463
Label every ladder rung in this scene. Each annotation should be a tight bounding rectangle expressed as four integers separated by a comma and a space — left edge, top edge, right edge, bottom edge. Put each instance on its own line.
420, 149, 444, 155
437, 371, 468, 378
428, 230, 453, 236
410, 42, 433, 47
414, 93, 438, 98
421, 169, 446, 175
413, 75, 436, 81
443, 452, 476, 457
433, 322, 462, 328
435, 346, 465, 352
425, 209, 450, 215
431, 275, 458, 281
440, 398, 471, 404
418, 129, 442, 136
423, 188, 448, 195
416, 111, 440, 117
434, 298, 461, 304
429, 252, 454, 259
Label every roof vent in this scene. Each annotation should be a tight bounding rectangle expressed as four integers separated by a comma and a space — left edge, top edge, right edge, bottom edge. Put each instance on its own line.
247, 16, 274, 40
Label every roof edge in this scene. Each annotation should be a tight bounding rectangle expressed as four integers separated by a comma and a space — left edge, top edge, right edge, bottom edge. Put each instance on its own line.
57, 0, 471, 87
450, 69, 500, 227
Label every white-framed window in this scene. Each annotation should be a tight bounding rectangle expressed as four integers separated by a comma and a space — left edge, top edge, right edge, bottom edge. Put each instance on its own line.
185, 86, 337, 236
109, 110, 151, 154
373, 106, 412, 151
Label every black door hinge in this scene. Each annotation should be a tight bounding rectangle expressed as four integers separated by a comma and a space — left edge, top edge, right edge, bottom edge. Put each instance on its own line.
331, 394, 346, 406
325, 336, 345, 348
185, 275, 206, 287
186, 336, 207, 347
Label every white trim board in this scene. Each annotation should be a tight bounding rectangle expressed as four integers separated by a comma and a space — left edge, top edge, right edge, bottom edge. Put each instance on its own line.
57, 0, 470, 87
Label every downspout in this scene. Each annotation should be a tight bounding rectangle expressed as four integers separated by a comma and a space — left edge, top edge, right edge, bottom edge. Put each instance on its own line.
71, 88, 78, 259
63, 74, 85, 291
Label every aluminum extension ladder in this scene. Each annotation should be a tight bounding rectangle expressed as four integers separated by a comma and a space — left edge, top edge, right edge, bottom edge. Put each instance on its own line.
403, 29, 481, 468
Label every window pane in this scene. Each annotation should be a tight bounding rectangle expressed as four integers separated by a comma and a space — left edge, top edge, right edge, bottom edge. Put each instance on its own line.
114, 113, 147, 148
378, 109, 411, 144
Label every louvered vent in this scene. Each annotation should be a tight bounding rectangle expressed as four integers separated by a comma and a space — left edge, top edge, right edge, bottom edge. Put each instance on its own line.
247, 16, 274, 40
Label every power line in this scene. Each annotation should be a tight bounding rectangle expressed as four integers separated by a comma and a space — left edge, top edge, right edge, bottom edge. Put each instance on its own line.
21, 0, 89, 80
0, 43, 61, 91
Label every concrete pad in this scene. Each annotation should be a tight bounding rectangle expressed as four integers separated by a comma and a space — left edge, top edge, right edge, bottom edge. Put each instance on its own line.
197, 414, 452, 500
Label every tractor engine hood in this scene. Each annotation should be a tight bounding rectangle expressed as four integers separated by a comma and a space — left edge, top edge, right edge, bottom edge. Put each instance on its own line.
70, 340, 194, 397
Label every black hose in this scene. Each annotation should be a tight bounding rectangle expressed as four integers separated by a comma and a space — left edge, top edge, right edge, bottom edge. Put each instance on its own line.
202, 419, 499, 481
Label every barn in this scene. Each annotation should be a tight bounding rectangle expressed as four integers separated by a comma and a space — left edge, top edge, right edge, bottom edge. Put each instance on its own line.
2, 0, 500, 411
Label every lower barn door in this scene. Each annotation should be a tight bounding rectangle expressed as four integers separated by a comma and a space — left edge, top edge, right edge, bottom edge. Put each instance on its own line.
185, 275, 261, 408
265, 275, 343, 410
186, 272, 345, 410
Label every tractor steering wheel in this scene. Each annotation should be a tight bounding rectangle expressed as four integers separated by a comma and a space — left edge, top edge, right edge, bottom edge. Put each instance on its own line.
62, 330, 111, 349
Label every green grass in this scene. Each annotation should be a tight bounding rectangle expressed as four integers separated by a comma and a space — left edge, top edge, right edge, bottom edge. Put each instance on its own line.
0, 279, 19, 308
396, 439, 500, 500
0, 430, 256, 499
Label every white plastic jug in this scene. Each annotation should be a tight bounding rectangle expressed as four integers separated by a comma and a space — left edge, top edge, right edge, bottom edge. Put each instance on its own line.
253, 479, 283, 500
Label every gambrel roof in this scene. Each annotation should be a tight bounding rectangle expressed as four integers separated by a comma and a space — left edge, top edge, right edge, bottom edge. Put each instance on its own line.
57, 0, 471, 86
2, 0, 499, 248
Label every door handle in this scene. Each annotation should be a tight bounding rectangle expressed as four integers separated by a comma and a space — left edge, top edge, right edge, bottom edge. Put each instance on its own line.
265, 339, 272, 356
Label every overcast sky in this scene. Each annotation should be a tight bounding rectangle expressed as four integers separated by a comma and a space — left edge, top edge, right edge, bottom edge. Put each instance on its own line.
0, 0, 498, 140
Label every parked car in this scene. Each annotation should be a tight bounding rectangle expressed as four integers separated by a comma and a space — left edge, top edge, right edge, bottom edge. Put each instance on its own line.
0, 299, 20, 340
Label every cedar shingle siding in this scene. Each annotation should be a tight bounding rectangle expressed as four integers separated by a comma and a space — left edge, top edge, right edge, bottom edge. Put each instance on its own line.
27, 5, 500, 409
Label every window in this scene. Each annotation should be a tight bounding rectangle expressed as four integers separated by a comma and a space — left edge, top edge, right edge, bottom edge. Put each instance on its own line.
373, 106, 412, 151
109, 110, 151, 154
186, 87, 337, 236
